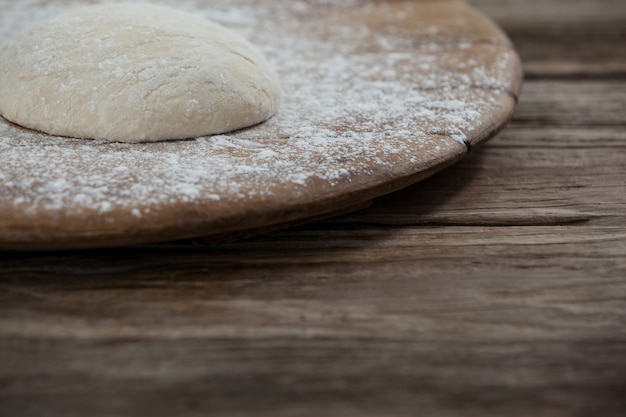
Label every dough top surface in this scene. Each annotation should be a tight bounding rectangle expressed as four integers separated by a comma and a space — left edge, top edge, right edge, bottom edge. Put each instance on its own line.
0, 3, 283, 142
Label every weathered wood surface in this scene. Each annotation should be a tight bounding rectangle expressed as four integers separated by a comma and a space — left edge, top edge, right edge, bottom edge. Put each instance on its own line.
470, 0, 626, 78
1, 0, 626, 416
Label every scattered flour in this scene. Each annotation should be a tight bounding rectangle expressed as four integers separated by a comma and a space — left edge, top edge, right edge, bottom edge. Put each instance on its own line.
0, 0, 518, 220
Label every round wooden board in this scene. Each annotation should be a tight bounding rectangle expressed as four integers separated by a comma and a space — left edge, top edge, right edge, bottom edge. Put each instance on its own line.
0, 0, 522, 250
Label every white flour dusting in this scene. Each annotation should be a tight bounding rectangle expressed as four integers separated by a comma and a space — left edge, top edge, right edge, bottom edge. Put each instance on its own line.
0, 0, 518, 226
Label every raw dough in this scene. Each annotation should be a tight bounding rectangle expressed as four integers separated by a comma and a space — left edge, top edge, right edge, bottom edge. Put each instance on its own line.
0, 3, 283, 143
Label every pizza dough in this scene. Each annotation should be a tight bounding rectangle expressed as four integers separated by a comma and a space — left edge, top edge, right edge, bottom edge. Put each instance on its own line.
0, 3, 283, 143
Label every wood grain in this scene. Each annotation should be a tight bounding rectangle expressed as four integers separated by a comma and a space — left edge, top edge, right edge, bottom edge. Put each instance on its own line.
1, 225, 625, 417
469, 0, 626, 77
1, 0, 625, 416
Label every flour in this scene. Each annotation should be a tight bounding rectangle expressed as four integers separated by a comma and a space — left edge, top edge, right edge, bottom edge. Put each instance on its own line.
0, 0, 518, 223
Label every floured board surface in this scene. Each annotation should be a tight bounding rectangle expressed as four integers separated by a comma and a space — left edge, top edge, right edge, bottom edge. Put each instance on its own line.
0, 0, 522, 250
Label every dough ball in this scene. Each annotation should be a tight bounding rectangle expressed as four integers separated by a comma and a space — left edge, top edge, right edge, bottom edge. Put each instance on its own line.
0, 3, 283, 143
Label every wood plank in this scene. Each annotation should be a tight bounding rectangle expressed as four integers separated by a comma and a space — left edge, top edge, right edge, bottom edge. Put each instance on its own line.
469, 0, 626, 25
2, 336, 625, 417
1, 335, 625, 417
510, 26, 626, 79
511, 81, 626, 126
1, 225, 625, 416
469, 0, 626, 77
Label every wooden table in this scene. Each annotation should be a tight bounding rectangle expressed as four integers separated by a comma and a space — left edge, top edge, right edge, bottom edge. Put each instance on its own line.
1, 0, 625, 415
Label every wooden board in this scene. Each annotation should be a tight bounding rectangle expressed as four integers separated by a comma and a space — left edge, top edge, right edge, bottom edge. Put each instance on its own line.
0, 0, 522, 249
